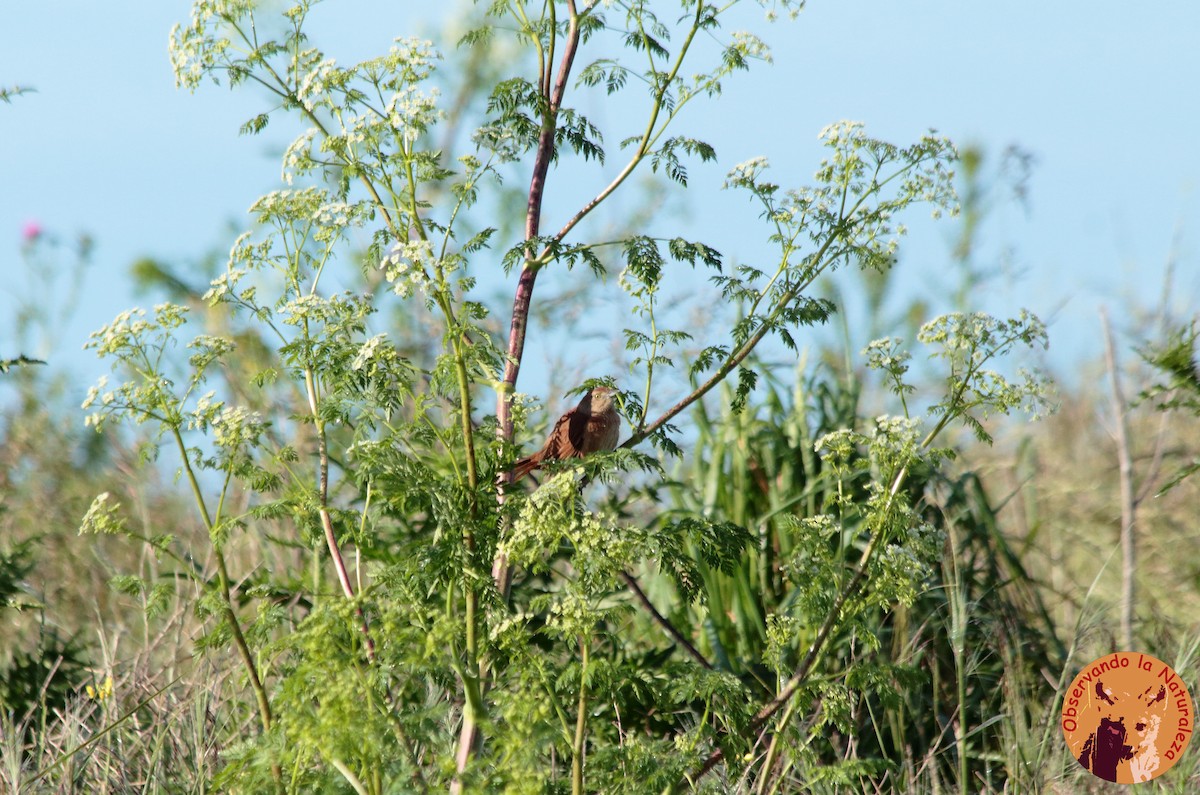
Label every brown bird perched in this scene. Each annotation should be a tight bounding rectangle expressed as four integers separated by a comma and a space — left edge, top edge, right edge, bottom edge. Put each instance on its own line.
510, 386, 621, 482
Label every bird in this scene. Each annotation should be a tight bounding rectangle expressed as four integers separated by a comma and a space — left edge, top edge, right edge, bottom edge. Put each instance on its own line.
509, 386, 621, 482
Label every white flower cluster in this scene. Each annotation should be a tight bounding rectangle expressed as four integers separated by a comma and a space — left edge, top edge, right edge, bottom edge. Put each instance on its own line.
190, 334, 236, 359
187, 390, 222, 432
249, 187, 326, 223
86, 304, 187, 358
780, 185, 828, 222
869, 415, 922, 450
762, 0, 806, 22
387, 85, 441, 144
313, 200, 360, 242
730, 31, 772, 64
87, 308, 149, 357
379, 239, 435, 298
863, 337, 912, 375
813, 427, 861, 463
724, 156, 770, 189
351, 333, 389, 371
168, 0, 254, 90
316, 202, 352, 227
297, 57, 339, 112
212, 405, 267, 452
82, 375, 114, 426
817, 120, 866, 146
279, 294, 327, 325
340, 112, 375, 147
168, 24, 210, 88
282, 129, 319, 185
385, 37, 439, 82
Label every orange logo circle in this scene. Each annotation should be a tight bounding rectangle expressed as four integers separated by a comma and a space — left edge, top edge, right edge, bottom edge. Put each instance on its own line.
1062, 652, 1194, 783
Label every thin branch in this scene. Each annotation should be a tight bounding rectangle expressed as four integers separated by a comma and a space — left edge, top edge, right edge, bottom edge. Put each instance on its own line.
1101, 307, 1136, 650
620, 571, 712, 669
628, 159, 924, 450
550, 0, 705, 246
493, 0, 589, 597
693, 453, 919, 782
693, 528, 882, 780
171, 427, 272, 733
467, 4, 589, 787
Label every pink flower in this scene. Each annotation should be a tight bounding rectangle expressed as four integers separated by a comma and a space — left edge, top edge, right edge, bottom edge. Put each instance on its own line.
21, 219, 43, 244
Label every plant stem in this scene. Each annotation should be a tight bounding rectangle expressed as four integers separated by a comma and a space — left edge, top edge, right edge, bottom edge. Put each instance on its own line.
170, 427, 272, 733
1101, 307, 1136, 650
572, 636, 589, 795
552, 0, 705, 244
620, 571, 712, 669
945, 520, 969, 795
466, 5, 591, 785
755, 694, 798, 795
495, 2, 587, 433
691, 455, 915, 784
630, 157, 925, 450
302, 359, 379, 661
492, 0, 590, 600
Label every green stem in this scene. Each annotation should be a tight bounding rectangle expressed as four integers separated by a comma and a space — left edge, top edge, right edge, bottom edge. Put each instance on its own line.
572, 637, 589, 795
949, 522, 969, 795
427, 146, 483, 794
551, 0, 704, 246
755, 695, 798, 795
636, 289, 659, 433
631, 158, 924, 449
170, 427, 272, 733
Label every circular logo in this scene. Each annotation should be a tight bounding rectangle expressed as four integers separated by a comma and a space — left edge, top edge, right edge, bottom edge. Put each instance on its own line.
1062, 652, 1194, 783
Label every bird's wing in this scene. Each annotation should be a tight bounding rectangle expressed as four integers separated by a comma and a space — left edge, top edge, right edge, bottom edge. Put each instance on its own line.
565, 406, 589, 457
532, 410, 571, 461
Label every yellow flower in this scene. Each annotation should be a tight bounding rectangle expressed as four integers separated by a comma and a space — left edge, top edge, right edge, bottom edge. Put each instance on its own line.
87, 675, 114, 701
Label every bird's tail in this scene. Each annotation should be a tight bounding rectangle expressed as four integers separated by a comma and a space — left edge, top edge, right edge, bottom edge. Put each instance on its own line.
509, 455, 539, 482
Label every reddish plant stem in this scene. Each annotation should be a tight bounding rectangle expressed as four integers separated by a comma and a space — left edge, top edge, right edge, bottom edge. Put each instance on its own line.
493, 2, 585, 597
497, 3, 583, 424
457, 6, 587, 788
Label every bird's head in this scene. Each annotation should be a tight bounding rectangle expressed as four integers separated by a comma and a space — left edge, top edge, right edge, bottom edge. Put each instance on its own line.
582, 385, 617, 414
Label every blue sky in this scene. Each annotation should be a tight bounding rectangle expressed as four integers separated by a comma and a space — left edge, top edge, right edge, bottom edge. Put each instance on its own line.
2, 1, 1197, 406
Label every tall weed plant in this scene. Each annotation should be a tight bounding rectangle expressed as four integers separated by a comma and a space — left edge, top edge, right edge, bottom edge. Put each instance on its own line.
3, 1, 1061, 792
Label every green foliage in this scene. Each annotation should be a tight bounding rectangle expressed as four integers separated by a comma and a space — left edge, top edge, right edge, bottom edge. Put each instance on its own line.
659, 361, 1062, 791
1141, 320, 1200, 492
0, 354, 46, 373
0, 541, 90, 727
0, 84, 34, 104
0, 631, 89, 729
0, 538, 37, 610
916, 310, 1053, 442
